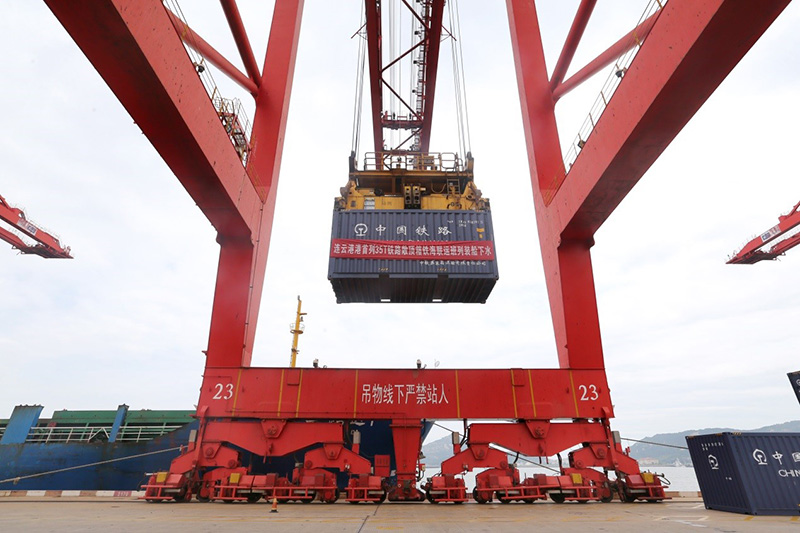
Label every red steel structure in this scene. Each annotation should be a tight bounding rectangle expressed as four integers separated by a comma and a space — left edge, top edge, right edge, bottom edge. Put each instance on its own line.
728, 201, 800, 264
0, 194, 72, 258
364, 0, 445, 153
42, 0, 791, 503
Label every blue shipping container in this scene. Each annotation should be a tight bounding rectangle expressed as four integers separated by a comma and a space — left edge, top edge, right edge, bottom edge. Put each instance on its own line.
686, 432, 800, 515
328, 210, 498, 303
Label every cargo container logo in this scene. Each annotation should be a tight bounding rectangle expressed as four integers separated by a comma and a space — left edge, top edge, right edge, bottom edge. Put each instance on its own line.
792, 452, 800, 463
354, 223, 368, 237
752, 448, 769, 466
708, 454, 719, 470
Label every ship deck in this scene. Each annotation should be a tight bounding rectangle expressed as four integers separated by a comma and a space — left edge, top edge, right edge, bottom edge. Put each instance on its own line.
2, 495, 797, 532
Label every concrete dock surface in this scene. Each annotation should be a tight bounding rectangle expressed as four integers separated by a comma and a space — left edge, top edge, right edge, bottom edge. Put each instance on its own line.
2, 496, 799, 532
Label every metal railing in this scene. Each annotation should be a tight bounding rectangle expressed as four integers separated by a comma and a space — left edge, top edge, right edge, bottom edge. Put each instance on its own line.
361, 152, 466, 172
563, 0, 667, 172
24, 424, 185, 444
163, 0, 252, 166
213, 94, 253, 165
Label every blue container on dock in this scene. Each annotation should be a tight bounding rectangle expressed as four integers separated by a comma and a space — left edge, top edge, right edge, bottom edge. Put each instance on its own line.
686, 432, 800, 515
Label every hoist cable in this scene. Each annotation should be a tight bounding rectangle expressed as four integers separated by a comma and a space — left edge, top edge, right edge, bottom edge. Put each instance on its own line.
447, 0, 471, 160
351, 7, 367, 157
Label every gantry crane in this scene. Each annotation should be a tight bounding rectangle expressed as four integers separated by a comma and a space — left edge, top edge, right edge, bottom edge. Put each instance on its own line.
0, 194, 72, 259
41, 0, 791, 504
728, 201, 800, 264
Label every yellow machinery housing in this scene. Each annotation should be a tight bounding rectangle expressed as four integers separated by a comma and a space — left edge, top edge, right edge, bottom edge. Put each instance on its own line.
336, 152, 488, 212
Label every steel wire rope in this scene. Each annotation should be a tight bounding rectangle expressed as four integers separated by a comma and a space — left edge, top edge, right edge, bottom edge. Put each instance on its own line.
0, 446, 183, 485
620, 437, 688, 450
351, 12, 368, 158
447, 0, 471, 163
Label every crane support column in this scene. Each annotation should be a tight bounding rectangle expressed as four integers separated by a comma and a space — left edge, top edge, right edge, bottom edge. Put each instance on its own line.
507, 0, 603, 369
210, 0, 304, 367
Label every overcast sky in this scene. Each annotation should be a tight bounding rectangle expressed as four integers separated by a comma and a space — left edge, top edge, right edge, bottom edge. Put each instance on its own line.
1, 1, 799, 443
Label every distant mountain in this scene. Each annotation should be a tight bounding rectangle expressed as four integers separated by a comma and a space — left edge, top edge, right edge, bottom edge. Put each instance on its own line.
421, 432, 464, 467
421, 421, 800, 468
627, 420, 800, 467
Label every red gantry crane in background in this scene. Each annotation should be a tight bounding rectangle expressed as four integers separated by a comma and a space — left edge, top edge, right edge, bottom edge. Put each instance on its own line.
0, 194, 72, 258
728, 201, 800, 264
41, 0, 791, 504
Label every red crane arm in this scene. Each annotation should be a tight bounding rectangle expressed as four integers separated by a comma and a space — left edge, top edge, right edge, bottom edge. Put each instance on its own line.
507, 0, 790, 369
46, 0, 304, 367
219, 0, 262, 90
164, 8, 258, 97
0, 194, 72, 258
728, 201, 800, 264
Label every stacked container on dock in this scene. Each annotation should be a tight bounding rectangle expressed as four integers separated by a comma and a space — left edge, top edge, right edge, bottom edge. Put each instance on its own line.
686, 432, 800, 515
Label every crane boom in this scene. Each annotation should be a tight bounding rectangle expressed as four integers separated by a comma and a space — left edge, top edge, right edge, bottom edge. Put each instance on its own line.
728, 201, 800, 264
0, 194, 72, 258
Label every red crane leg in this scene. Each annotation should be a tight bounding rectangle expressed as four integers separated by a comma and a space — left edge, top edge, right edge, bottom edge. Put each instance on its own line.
234, 0, 304, 367
549, 0, 597, 92
206, 242, 254, 365
507, 0, 601, 369
388, 419, 424, 501
219, 0, 262, 88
